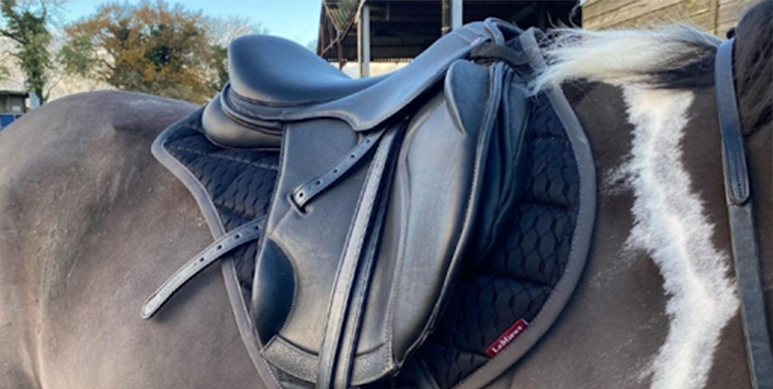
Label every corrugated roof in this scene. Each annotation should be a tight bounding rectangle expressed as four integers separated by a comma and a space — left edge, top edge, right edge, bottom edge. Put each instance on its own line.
323, 0, 361, 31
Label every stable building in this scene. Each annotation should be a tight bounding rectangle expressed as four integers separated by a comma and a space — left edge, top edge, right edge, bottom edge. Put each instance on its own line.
317, 0, 754, 78
582, 0, 757, 37
317, 0, 580, 76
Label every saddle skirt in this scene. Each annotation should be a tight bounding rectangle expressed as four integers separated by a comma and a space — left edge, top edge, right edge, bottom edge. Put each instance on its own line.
148, 19, 596, 389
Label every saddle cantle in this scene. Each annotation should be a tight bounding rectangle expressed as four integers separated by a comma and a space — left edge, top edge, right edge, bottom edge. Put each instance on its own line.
146, 19, 596, 389
228, 34, 386, 106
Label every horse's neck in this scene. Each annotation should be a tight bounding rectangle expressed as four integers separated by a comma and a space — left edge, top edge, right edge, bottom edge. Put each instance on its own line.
680, 85, 773, 308
566, 81, 763, 388
571, 77, 773, 333
562, 82, 634, 186
569, 81, 736, 259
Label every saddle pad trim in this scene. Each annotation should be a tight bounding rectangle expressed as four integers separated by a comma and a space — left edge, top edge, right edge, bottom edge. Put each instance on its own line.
151, 111, 284, 389
453, 28, 597, 389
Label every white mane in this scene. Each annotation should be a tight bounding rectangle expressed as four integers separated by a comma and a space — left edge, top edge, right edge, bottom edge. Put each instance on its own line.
533, 25, 722, 91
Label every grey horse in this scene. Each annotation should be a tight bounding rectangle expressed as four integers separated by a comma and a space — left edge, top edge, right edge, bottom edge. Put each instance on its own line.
0, 2, 770, 388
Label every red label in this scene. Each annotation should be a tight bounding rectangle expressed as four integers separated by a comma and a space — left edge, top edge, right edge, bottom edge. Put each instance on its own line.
485, 318, 529, 357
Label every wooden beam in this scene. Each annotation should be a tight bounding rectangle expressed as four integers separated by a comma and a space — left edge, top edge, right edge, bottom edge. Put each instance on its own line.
583, 0, 724, 34
582, 0, 636, 22
442, 0, 451, 35
584, 0, 681, 30
441, 0, 463, 35
537, 1, 546, 29
509, 4, 536, 24
337, 41, 345, 70
319, 1, 360, 60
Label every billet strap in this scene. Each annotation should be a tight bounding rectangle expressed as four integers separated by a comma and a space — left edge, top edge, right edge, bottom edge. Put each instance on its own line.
292, 128, 387, 209
715, 38, 773, 389
316, 123, 404, 389
141, 218, 265, 319
470, 42, 529, 69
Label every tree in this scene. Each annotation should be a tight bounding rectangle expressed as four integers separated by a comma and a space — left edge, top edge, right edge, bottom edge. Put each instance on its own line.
203, 15, 265, 94
0, 0, 58, 103
0, 51, 10, 81
62, 0, 221, 103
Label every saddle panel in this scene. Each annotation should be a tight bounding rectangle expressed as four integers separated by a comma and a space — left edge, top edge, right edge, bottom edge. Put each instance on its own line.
387, 61, 505, 361
202, 94, 282, 149
470, 68, 529, 259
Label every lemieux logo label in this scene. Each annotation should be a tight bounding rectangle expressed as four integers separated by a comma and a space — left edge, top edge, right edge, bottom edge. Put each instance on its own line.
485, 318, 529, 357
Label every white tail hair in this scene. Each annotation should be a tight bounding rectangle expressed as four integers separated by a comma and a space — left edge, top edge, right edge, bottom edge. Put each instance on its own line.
532, 26, 722, 91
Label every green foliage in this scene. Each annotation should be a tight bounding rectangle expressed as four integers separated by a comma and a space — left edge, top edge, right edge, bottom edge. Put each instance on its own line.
0, 0, 52, 103
62, 0, 260, 103
306, 39, 318, 52
0, 58, 10, 81
62, 0, 212, 102
58, 32, 93, 75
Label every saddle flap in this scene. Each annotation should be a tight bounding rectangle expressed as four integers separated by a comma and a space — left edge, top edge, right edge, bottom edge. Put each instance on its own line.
386, 60, 505, 361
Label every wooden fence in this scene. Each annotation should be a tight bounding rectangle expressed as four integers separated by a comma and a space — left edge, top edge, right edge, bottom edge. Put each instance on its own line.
582, 0, 760, 36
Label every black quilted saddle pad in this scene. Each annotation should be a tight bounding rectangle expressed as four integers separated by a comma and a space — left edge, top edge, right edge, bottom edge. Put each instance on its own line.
153, 85, 593, 388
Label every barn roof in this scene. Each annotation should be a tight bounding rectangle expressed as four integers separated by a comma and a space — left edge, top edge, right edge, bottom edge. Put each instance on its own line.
0, 90, 28, 97
318, 0, 580, 63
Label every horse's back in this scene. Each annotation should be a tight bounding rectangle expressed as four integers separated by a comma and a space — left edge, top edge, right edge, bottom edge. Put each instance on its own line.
0, 91, 261, 388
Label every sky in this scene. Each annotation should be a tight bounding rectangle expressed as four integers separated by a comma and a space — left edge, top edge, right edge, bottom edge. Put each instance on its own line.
64, 0, 322, 45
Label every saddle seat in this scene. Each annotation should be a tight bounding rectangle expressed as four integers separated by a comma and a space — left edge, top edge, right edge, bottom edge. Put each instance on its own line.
202, 24, 496, 149
228, 35, 385, 106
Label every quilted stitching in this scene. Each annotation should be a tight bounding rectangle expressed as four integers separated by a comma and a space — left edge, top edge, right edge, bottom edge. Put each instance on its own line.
161, 91, 580, 389
164, 126, 278, 303
417, 93, 581, 389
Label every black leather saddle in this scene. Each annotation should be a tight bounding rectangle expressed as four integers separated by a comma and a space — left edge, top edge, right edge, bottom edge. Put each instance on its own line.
147, 19, 596, 389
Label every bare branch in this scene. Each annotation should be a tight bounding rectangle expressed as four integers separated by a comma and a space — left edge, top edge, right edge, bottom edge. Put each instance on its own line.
98, 58, 114, 71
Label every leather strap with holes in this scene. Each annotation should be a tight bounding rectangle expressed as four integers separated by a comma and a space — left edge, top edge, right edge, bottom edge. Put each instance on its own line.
316, 124, 403, 389
141, 217, 265, 319
291, 128, 387, 209
715, 38, 773, 389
